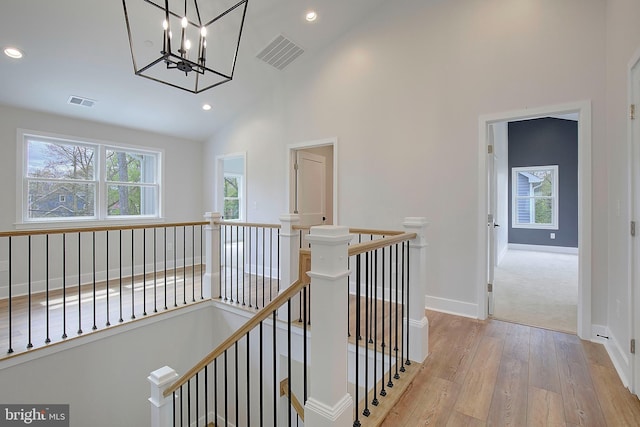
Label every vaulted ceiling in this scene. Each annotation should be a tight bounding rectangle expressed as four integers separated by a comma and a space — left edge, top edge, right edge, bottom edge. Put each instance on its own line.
0, 0, 387, 141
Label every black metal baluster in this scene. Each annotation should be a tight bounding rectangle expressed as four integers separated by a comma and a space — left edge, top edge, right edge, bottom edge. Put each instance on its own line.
179, 385, 184, 427
272, 311, 277, 427
200, 225, 204, 299
219, 224, 223, 300
363, 251, 370, 417
154, 228, 158, 313
224, 349, 228, 427
78, 232, 83, 334
400, 241, 406, 373
106, 231, 111, 327
119, 230, 123, 323
187, 379, 191, 426
372, 249, 379, 406
354, 254, 361, 427
277, 229, 280, 292
303, 285, 308, 405
288, 298, 292, 427
394, 243, 400, 379
92, 231, 97, 330
204, 365, 209, 425
131, 229, 135, 320
226, 224, 230, 303
164, 227, 169, 310
214, 358, 218, 425
387, 244, 393, 389
195, 372, 199, 427
380, 246, 386, 397
174, 227, 177, 307
269, 228, 273, 301
235, 342, 239, 426
260, 321, 263, 427
45, 234, 51, 343
236, 225, 239, 304
255, 226, 258, 310
63, 234, 68, 338
172, 391, 176, 427
242, 226, 246, 306
247, 226, 251, 307
143, 228, 147, 316
406, 241, 411, 366
7, 237, 13, 353
27, 236, 33, 349
247, 331, 251, 427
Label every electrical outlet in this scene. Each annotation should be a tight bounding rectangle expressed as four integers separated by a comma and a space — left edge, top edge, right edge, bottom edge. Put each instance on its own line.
550, 233, 555, 239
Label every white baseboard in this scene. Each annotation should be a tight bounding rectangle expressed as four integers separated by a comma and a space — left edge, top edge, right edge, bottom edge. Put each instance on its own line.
425, 295, 478, 319
591, 324, 631, 388
508, 243, 578, 254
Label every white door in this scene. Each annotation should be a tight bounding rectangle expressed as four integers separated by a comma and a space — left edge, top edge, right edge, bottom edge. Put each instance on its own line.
632, 57, 640, 396
295, 151, 326, 226
487, 125, 497, 315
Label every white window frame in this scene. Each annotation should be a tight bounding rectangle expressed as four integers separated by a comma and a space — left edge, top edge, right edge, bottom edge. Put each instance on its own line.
511, 165, 559, 230
223, 172, 243, 221
16, 129, 164, 227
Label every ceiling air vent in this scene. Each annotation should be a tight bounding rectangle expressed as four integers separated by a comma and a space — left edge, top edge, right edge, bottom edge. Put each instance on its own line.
68, 95, 96, 108
256, 34, 304, 70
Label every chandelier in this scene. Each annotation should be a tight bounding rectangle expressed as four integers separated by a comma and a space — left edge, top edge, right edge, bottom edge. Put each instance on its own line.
122, 0, 248, 93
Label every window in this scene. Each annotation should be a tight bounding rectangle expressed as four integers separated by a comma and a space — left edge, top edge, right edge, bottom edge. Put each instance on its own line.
223, 173, 242, 220
19, 130, 162, 223
512, 165, 558, 229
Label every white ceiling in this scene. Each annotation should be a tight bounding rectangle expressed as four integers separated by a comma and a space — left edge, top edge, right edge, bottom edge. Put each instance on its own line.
0, 0, 387, 141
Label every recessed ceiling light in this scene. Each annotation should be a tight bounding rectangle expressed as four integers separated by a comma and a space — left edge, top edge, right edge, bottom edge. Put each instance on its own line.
202, 104, 212, 111
305, 11, 317, 22
4, 47, 23, 59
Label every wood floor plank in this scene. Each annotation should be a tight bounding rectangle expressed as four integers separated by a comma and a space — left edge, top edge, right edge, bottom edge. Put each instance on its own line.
529, 327, 562, 394
503, 322, 531, 363
589, 363, 640, 426
446, 411, 487, 427
487, 356, 528, 427
412, 376, 461, 425
454, 335, 504, 420
527, 386, 566, 427
555, 340, 607, 426
581, 339, 615, 370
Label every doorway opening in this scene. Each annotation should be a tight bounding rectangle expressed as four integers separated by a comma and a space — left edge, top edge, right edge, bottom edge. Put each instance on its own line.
478, 101, 592, 339
287, 138, 337, 226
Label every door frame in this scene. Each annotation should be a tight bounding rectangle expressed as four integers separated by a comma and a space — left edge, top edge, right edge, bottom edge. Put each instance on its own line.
286, 137, 338, 224
629, 48, 640, 395
477, 100, 592, 339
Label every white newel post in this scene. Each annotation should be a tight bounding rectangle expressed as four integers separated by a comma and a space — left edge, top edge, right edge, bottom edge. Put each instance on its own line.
278, 213, 300, 321
203, 212, 221, 299
304, 226, 354, 427
149, 366, 178, 427
403, 217, 430, 363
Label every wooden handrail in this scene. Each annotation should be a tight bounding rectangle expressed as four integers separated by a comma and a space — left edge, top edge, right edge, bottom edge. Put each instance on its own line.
292, 225, 404, 237
279, 378, 305, 421
0, 221, 209, 238
348, 232, 416, 257
216, 220, 281, 229
164, 250, 311, 398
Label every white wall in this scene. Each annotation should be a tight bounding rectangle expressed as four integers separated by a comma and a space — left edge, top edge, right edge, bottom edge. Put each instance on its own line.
0, 305, 216, 427
204, 0, 608, 319
605, 0, 640, 384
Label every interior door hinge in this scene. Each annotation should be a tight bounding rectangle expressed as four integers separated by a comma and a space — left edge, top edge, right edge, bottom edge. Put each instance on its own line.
487, 145, 493, 154
632, 339, 636, 354
294, 162, 299, 171
487, 283, 493, 292
631, 104, 636, 120
632, 221, 636, 237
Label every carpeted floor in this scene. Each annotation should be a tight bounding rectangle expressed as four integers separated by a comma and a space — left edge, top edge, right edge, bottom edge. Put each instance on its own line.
493, 249, 578, 334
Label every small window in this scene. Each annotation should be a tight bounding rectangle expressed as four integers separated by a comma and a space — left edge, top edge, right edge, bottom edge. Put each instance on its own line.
223, 173, 242, 220
512, 165, 558, 229
19, 130, 162, 224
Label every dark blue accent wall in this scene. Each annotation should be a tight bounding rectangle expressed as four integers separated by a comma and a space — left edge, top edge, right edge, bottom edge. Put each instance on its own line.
508, 118, 578, 247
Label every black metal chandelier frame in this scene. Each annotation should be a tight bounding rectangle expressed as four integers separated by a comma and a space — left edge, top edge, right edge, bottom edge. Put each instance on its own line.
122, 0, 249, 94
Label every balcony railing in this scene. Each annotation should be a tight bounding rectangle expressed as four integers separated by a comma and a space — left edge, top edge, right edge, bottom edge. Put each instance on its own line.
150, 216, 430, 427
0, 221, 208, 357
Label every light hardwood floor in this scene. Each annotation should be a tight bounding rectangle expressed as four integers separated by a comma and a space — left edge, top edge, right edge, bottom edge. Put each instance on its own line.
381, 310, 640, 426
